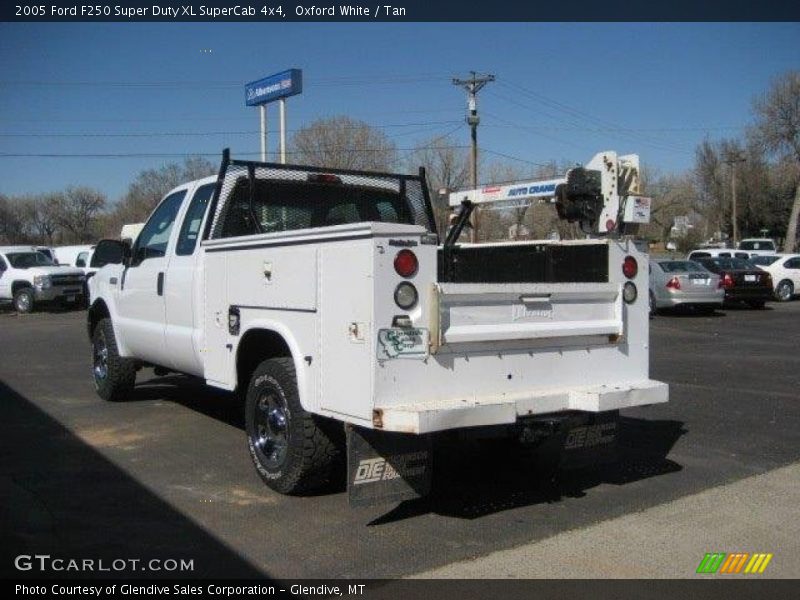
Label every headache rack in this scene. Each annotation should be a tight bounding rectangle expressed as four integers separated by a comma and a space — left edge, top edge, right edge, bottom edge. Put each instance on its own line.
204, 149, 437, 241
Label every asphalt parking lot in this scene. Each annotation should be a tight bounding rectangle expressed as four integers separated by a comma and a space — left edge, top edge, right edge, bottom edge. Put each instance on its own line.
1, 302, 799, 579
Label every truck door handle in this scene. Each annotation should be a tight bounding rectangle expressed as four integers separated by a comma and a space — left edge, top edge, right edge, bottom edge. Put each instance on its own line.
157, 272, 164, 296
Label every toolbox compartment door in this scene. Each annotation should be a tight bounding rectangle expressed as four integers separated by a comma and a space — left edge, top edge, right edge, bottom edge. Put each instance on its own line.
434, 282, 622, 346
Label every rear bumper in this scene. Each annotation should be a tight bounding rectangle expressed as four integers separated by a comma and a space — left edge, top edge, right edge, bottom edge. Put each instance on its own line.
374, 379, 668, 434
723, 288, 772, 302
659, 292, 723, 308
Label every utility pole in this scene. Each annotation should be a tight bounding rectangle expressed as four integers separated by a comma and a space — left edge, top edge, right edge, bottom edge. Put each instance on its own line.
724, 153, 746, 247
453, 71, 494, 242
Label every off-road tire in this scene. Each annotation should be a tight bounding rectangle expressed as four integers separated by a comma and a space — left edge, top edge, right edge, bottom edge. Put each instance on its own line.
13, 287, 34, 314
245, 357, 343, 495
92, 318, 136, 402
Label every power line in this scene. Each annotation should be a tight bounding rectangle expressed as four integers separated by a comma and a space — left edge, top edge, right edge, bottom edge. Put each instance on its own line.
0, 144, 473, 159
481, 148, 552, 168
484, 123, 744, 133
0, 120, 462, 138
0, 74, 452, 89
489, 82, 695, 156
0, 108, 461, 124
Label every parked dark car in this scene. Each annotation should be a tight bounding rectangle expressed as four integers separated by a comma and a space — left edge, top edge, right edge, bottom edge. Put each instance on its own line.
694, 257, 773, 309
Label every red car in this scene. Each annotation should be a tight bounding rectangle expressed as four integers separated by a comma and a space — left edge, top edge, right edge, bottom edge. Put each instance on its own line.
695, 257, 773, 309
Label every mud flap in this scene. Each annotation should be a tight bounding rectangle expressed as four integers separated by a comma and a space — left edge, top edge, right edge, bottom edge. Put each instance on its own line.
559, 411, 619, 469
522, 411, 619, 471
346, 426, 432, 507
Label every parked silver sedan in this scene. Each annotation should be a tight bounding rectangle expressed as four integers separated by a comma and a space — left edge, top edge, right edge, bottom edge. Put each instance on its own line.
649, 259, 724, 314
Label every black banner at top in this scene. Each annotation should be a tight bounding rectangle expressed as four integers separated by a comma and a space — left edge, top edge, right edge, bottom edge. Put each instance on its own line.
3, 0, 800, 22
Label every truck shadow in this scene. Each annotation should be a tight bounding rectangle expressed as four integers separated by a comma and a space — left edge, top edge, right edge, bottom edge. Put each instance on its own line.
122, 375, 685, 524
131, 373, 245, 430
0, 379, 263, 579
369, 417, 685, 525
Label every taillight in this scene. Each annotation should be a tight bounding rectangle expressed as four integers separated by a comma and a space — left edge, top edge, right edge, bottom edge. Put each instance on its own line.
720, 273, 734, 288
394, 249, 418, 278
666, 276, 681, 290
622, 256, 638, 279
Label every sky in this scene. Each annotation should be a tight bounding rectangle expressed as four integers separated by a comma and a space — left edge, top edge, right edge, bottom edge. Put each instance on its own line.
0, 22, 798, 201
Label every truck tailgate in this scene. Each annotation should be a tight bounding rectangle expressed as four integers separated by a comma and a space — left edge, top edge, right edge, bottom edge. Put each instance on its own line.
432, 282, 622, 347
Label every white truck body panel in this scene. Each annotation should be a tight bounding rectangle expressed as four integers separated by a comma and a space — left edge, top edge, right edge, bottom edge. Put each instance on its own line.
89, 158, 666, 437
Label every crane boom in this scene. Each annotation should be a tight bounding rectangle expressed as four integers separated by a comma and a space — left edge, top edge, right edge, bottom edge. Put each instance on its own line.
448, 151, 651, 235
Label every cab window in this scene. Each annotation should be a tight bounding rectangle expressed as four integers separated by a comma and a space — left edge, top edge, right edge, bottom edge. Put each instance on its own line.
176, 184, 214, 256
134, 190, 187, 264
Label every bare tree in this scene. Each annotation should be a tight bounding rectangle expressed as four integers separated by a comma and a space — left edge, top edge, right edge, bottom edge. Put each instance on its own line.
640, 167, 700, 243
291, 116, 398, 172
0, 195, 22, 244
108, 156, 216, 234
406, 135, 470, 235
54, 186, 107, 243
17, 194, 61, 245
483, 161, 533, 241
750, 71, 800, 251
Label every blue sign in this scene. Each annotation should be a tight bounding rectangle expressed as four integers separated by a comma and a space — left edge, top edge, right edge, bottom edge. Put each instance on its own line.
245, 69, 303, 106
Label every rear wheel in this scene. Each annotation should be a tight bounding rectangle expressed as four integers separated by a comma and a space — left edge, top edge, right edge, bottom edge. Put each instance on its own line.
92, 318, 136, 401
13, 287, 34, 314
775, 280, 794, 302
245, 358, 343, 495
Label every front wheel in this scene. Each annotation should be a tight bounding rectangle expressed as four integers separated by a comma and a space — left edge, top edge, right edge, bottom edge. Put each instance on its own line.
775, 280, 794, 302
245, 357, 343, 495
13, 288, 34, 314
92, 318, 136, 401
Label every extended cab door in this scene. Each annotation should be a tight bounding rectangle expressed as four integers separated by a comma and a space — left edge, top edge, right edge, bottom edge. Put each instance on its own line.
115, 188, 187, 366
163, 182, 215, 375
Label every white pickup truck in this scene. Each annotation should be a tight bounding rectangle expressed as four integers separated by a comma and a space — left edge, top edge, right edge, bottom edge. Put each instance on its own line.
87, 150, 667, 505
0, 246, 86, 313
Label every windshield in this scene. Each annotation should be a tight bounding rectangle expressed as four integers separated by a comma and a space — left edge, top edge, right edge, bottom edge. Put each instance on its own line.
750, 255, 780, 266
708, 258, 755, 271
6, 252, 55, 268
659, 261, 707, 273
739, 240, 775, 251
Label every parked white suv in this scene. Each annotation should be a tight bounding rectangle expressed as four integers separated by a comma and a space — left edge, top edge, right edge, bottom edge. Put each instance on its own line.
0, 246, 86, 313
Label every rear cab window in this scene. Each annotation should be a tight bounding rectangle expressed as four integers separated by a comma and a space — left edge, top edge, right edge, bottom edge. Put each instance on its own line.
217, 178, 415, 239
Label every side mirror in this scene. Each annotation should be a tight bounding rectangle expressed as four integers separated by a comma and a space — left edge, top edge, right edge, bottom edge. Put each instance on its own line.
90, 239, 131, 269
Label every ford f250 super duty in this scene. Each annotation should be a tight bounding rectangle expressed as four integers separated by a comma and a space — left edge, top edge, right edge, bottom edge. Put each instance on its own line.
87, 149, 667, 505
